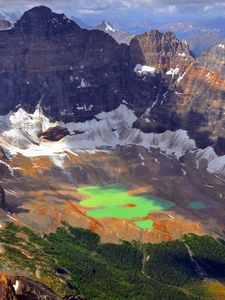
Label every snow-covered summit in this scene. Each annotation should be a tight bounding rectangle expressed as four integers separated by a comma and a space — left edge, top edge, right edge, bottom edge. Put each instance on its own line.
100, 20, 116, 32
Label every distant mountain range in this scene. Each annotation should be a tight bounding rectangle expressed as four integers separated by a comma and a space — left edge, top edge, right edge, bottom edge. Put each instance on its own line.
0, 11, 17, 23
158, 19, 225, 56
93, 20, 134, 45
70, 16, 91, 29
1, 8, 223, 56
70, 16, 225, 56
0, 11, 18, 30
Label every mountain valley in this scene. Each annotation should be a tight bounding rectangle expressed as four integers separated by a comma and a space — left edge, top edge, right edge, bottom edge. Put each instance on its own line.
0, 5, 224, 299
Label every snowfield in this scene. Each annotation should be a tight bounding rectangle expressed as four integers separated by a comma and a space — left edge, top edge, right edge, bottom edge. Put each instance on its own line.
0, 104, 224, 177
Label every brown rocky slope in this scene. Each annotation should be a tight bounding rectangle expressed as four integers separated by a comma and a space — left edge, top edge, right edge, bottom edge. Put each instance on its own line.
0, 6, 223, 153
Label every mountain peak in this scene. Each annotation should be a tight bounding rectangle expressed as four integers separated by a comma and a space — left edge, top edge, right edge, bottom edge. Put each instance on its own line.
99, 20, 116, 32
15, 6, 79, 34
19, 5, 53, 21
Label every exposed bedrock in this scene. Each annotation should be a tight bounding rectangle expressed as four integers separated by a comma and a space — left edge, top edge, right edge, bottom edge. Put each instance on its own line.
0, 6, 224, 152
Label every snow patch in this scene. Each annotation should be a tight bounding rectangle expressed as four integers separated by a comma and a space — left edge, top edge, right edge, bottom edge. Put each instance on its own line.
166, 67, 179, 78
1, 104, 225, 178
181, 168, 187, 176
134, 64, 156, 76
138, 153, 145, 161
7, 213, 17, 222
77, 78, 91, 88
104, 21, 116, 32
177, 72, 186, 84
0, 160, 14, 176
196, 147, 225, 177
51, 154, 67, 169
76, 104, 94, 111
0, 105, 196, 161
217, 44, 225, 49
13, 280, 20, 292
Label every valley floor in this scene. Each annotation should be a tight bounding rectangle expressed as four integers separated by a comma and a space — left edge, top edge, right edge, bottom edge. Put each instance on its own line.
1, 145, 225, 244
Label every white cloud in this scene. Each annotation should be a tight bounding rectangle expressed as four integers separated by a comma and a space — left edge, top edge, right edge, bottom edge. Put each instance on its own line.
0, 0, 224, 17
203, 2, 225, 15
153, 4, 178, 15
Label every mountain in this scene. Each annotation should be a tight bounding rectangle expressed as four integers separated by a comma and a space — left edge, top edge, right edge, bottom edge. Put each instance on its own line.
159, 20, 225, 57
0, 11, 17, 23
0, 19, 12, 30
126, 19, 156, 34
0, 11, 16, 31
202, 16, 225, 36
0, 6, 225, 299
0, 6, 223, 152
94, 20, 134, 44
187, 32, 224, 57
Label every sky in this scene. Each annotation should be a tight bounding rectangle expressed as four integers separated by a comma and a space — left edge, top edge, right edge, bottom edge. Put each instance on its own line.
1, 0, 225, 28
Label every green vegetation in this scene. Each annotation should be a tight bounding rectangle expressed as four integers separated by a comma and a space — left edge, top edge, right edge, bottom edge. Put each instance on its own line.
184, 234, 225, 278
78, 184, 175, 228
1, 223, 225, 299
144, 240, 198, 286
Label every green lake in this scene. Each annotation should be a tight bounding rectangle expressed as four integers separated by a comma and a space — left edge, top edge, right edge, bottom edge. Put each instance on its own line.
134, 220, 154, 229
78, 184, 175, 229
188, 202, 206, 210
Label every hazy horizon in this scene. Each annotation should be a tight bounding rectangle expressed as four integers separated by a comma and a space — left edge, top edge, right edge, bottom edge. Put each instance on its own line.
0, 0, 225, 31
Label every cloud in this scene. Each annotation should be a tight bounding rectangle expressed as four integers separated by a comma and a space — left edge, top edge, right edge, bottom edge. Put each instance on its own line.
0, 0, 224, 18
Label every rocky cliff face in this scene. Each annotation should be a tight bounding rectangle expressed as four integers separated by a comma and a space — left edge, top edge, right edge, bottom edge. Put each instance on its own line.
0, 275, 84, 300
0, 275, 59, 299
0, 185, 5, 209
0, 6, 224, 153
129, 32, 225, 152
129, 29, 193, 70
0, 6, 128, 122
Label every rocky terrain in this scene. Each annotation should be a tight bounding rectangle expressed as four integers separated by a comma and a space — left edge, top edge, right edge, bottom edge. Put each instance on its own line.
0, 275, 84, 299
0, 19, 12, 30
0, 5, 223, 240
157, 19, 225, 56
0, 6, 223, 154
0, 275, 60, 299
